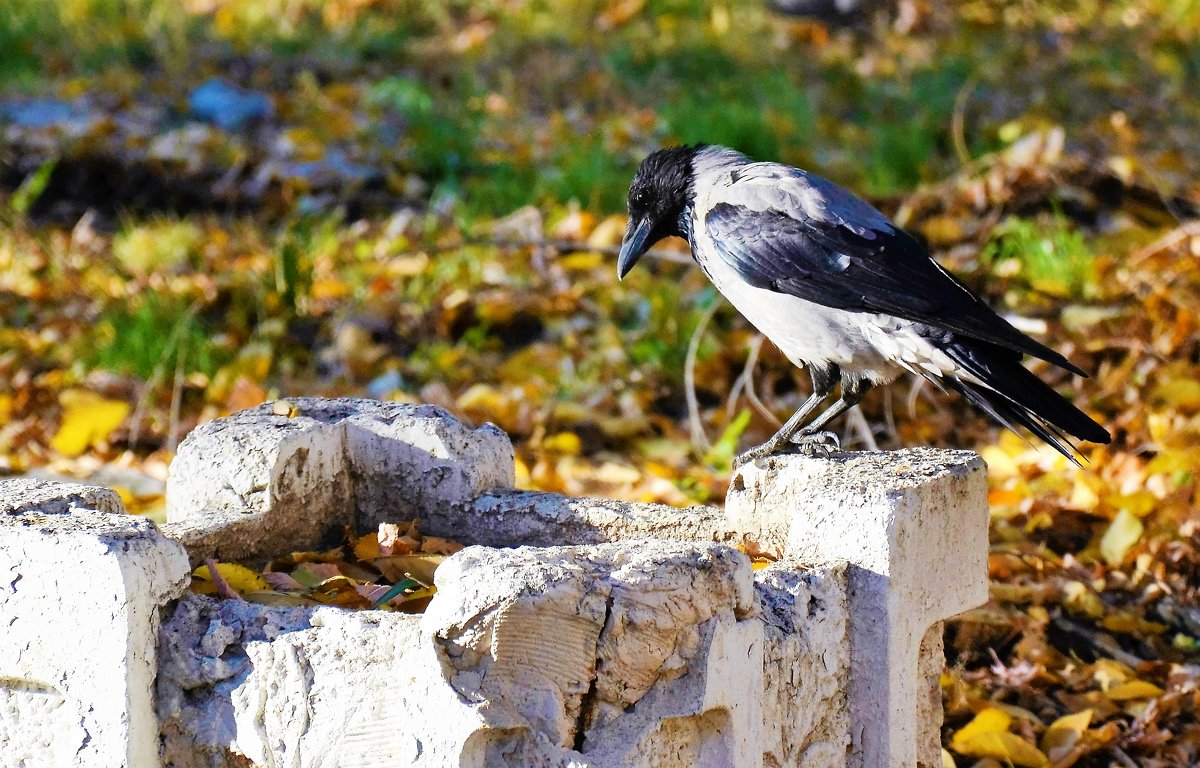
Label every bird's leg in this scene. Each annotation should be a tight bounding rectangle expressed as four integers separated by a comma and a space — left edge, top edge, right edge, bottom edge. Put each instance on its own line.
734, 363, 838, 468
790, 378, 874, 453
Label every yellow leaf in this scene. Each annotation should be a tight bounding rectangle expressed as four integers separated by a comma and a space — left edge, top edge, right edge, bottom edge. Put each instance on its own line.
919, 215, 964, 246
1061, 581, 1105, 619
1041, 709, 1092, 760
51, 390, 131, 457
980, 445, 1020, 478
1105, 680, 1163, 701
1153, 377, 1200, 412
456, 383, 509, 413
957, 734, 1048, 767
1066, 476, 1100, 511
1110, 491, 1157, 518
191, 562, 268, 594
560, 251, 605, 271
1099, 509, 1143, 566
1101, 612, 1167, 635
374, 554, 445, 585
310, 277, 351, 301
1091, 658, 1130, 688
586, 215, 628, 249
543, 431, 582, 455
951, 708, 1011, 750
353, 533, 382, 561
950, 708, 1048, 768
941, 749, 956, 768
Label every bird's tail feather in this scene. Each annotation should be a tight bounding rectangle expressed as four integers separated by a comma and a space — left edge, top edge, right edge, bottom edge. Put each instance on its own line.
942, 340, 1110, 465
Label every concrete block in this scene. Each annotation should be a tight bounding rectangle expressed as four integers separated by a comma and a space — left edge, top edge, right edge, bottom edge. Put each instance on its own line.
755, 562, 850, 768
2, 398, 990, 768
157, 595, 481, 768
165, 398, 514, 563
0, 478, 191, 767
726, 449, 989, 768
157, 540, 762, 768
453, 490, 731, 548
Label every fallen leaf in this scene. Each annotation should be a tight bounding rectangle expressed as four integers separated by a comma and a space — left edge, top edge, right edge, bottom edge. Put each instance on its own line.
50, 390, 130, 457
1099, 508, 1143, 565
375, 553, 445, 584
1040, 709, 1092, 761
1104, 680, 1164, 701
262, 571, 305, 590
191, 562, 268, 594
950, 708, 1048, 767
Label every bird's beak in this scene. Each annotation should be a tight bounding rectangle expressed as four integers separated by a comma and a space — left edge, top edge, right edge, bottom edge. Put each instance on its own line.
617, 217, 654, 280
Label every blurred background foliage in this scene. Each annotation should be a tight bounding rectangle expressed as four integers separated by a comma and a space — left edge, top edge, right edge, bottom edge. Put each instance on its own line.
3, 1, 1200, 764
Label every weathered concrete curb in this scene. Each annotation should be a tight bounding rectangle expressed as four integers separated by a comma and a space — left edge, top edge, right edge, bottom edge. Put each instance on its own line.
164, 398, 515, 564
1, 399, 989, 767
1, 479, 191, 767
727, 450, 989, 768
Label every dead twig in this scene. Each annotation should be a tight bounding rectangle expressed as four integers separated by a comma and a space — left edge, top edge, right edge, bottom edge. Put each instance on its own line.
205, 558, 241, 601
951, 76, 979, 168
128, 299, 202, 449
727, 335, 780, 427
684, 299, 720, 452
842, 405, 879, 451
167, 339, 187, 455
1128, 219, 1200, 267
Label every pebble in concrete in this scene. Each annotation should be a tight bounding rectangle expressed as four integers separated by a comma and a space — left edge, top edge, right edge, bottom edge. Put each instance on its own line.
0, 479, 190, 767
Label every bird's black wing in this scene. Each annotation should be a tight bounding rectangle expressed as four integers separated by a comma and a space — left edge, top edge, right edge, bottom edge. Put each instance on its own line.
704, 195, 1085, 376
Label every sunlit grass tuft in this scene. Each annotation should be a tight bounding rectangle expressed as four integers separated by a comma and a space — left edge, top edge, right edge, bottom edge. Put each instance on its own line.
983, 213, 1097, 299
88, 295, 225, 380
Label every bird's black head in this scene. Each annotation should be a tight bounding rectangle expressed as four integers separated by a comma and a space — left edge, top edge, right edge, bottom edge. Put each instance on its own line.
617, 145, 701, 279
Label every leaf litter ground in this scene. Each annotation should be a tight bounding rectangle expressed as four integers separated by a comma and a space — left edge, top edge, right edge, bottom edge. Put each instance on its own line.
2, 3, 1200, 765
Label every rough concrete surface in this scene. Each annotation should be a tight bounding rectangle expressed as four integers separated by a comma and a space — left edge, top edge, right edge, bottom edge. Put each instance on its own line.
459, 491, 731, 548
727, 449, 989, 768
164, 398, 514, 563
157, 540, 765, 768
1, 478, 191, 767
425, 540, 759, 766
755, 561, 850, 768
1, 400, 991, 768
157, 594, 482, 768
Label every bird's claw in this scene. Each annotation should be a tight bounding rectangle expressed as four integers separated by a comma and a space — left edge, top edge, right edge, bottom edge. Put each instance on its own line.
732, 431, 841, 470
732, 442, 778, 470
790, 430, 840, 455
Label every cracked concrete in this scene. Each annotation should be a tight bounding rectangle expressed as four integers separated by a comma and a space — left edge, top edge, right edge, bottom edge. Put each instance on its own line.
164, 398, 515, 564
1, 478, 190, 767
1, 402, 989, 768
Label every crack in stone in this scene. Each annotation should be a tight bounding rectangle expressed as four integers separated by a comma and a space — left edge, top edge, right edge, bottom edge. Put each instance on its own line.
572, 589, 614, 754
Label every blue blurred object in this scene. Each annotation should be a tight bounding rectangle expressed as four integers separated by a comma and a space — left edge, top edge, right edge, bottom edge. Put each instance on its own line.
0, 99, 83, 128
367, 369, 406, 399
187, 79, 272, 131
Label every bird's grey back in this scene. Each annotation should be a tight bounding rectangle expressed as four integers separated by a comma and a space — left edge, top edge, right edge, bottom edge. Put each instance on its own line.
691, 147, 893, 238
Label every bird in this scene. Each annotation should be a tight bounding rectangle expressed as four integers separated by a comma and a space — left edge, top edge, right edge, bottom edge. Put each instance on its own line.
616, 144, 1110, 467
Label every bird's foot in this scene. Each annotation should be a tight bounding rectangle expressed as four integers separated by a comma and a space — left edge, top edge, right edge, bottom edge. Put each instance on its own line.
732, 431, 841, 470
790, 430, 840, 455
732, 439, 787, 470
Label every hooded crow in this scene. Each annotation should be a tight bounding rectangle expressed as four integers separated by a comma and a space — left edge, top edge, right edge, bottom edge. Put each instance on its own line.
617, 144, 1110, 467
